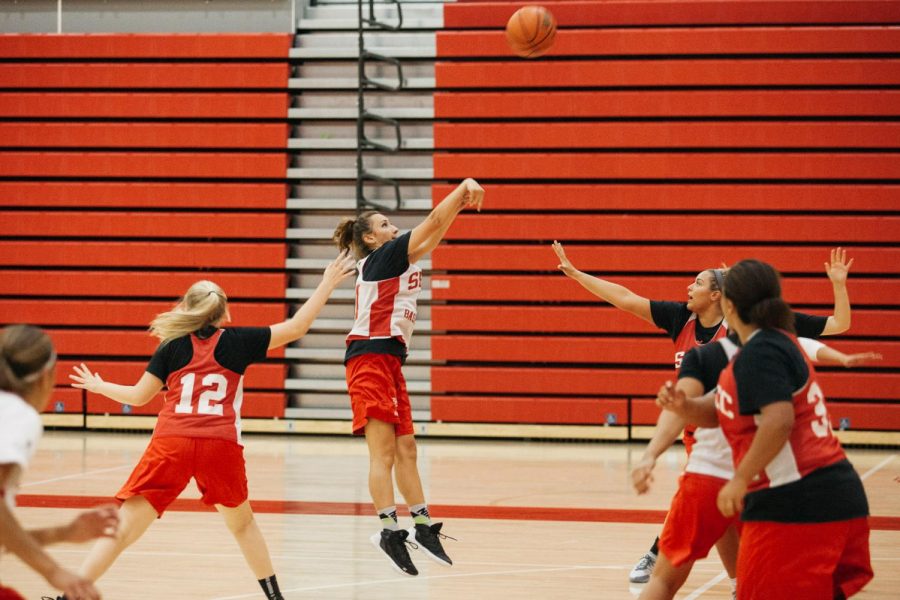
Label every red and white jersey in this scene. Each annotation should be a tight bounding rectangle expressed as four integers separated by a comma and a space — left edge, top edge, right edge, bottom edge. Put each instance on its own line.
684, 338, 740, 480
715, 331, 846, 492
153, 330, 247, 446
674, 315, 727, 455
673, 314, 728, 372
347, 256, 423, 348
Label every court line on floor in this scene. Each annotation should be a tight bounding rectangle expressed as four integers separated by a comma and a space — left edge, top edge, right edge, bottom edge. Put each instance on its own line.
21, 464, 132, 488
860, 454, 896, 481
16, 493, 900, 530
211, 565, 614, 600
45, 547, 625, 570
682, 570, 727, 600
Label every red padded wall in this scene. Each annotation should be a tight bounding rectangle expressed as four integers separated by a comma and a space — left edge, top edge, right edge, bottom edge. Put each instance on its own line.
431, 2, 900, 432
0, 34, 292, 419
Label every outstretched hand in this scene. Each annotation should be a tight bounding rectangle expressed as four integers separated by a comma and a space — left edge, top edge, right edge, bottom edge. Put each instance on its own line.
655, 381, 687, 415
64, 505, 119, 543
460, 178, 484, 211
69, 363, 104, 394
825, 247, 854, 286
552, 241, 579, 278
322, 250, 357, 287
840, 352, 883, 368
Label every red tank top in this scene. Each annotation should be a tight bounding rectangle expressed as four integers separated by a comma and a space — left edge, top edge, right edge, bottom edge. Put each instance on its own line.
715, 331, 845, 492
674, 314, 728, 454
153, 330, 247, 445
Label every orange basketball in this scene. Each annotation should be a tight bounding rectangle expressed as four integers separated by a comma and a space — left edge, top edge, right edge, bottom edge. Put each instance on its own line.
505, 5, 557, 59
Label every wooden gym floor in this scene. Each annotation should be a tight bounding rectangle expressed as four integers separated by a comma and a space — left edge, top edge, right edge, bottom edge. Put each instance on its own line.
4, 431, 898, 599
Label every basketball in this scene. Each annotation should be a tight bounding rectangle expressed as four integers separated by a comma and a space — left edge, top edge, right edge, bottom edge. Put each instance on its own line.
505, 5, 557, 59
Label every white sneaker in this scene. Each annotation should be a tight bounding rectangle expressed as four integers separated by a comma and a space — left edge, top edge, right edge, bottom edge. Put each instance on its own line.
628, 552, 657, 583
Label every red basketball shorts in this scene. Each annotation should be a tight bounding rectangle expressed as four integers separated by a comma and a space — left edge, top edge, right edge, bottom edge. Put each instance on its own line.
0, 585, 25, 600
116, 436, 248, 516
346, 353, 413, 437
737, 517, 872, 599
659, 472, 739, 567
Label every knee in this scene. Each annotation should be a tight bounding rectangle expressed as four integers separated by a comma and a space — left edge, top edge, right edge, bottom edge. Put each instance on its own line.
370, 446, 396, 470
226, 511, 255, 535
396, 437, 418, 463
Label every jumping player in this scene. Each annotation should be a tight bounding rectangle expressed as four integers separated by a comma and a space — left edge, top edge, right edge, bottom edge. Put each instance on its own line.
658, 259, 873, 599
332, 178, 484, 577
0, 325, 119, 600
68, 253, 355, 600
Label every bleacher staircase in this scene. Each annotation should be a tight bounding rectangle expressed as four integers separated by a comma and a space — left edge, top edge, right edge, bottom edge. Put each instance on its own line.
284, 0, 448, 422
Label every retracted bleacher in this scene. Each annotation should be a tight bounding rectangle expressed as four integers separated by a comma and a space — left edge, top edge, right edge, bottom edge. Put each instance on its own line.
429, 0, 900, 442
0, 33, 292, 425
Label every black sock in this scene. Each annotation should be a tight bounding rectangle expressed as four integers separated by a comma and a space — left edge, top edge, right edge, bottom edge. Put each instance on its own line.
649, 536, 660, 556
259, 574, 284, 600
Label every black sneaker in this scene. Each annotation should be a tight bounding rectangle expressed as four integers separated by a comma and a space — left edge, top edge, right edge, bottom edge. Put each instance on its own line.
369, 528, 419, 576
408, 522, 454, 567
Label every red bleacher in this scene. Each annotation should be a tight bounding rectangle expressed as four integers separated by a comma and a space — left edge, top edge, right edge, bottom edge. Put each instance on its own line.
0, 34, 292, 419
431, 1, 900, 433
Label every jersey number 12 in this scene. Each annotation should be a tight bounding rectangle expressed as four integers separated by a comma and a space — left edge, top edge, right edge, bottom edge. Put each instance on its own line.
174, 373, 228, 416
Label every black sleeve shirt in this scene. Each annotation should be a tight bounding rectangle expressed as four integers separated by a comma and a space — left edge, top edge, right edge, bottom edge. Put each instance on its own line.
147, 326, 271, 384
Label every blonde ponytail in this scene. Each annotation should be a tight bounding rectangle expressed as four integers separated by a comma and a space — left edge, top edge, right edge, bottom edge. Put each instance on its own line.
149, 280, 230, 344
0, 324, 55, 397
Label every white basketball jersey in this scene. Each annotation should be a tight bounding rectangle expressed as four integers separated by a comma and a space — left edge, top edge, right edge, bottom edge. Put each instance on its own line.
347, 255, 423, 348
684, 337, 740, 480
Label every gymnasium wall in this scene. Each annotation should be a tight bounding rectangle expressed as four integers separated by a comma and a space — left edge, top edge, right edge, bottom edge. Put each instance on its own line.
0, 33, 293, 419
0, 0, 293, 34
429, 0, 900, 435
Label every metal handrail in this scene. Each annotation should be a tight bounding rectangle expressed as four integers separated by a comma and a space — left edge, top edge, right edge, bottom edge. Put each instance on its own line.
356, 0, 405, 214
363, 0, 403, 31
361, 110, 402, 153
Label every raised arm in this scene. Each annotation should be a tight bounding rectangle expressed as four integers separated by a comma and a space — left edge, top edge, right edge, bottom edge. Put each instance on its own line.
269, 250, 357, 350
69, 367, 162, 407
821, 247, 853, 335
552, 241, 653, 324
408, 178, 484, 264
798, 337, 882, 367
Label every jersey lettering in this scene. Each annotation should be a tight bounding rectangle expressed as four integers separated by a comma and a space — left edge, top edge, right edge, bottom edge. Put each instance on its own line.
408, 271, 422, 290
715, 385, 735, 420
674, 351, 685, 369
806, 381, 832, 439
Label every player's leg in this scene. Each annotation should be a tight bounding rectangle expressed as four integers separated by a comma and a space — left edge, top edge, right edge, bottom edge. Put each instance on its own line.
629, 536, 659, 584
216, 501, 283, 599
639, 552, 693, 600
78, 495, 157, 581
389, 366, 453, 567
196, 438, 283, 599
366, 418, 417, 576
79, 437, 191, 581
217, 501, 274, 577
714, 523, 739, 596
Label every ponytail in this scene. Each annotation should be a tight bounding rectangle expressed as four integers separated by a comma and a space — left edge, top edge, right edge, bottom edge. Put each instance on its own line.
149, 280, 229, 344
0, 324, 56, 397
723, 259, 795, 333
332, 210, 377, 259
